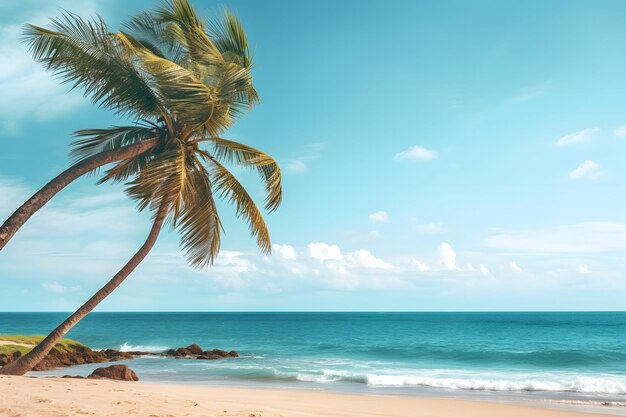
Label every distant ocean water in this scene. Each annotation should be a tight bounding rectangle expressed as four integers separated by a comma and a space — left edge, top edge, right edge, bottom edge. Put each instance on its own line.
2, 312, 626, 408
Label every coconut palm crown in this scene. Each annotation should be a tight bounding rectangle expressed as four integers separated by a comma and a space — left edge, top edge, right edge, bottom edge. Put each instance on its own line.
25, 0, 281, 267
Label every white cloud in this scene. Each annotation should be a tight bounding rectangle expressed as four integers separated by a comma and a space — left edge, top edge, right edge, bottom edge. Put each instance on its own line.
479, 264, 490, 275
308, 242, 343, 261
508, 261, 523, 273
411, 259, 429, 271
212, 251, 255, 279
437, 242, 458, 271
369, 211, 389, 223
615, 126, 626, 137
555, 128, 600, 147
285, 160, 308, 174
272, 244, 296, 260
569, 160, 604, 180
578, 264, 590, 274
41, 282, 79, 294
346, 249, 393, 269
414, 223, 446, 234
485, 222, 626, 254
1, 179, 499, 307
394, 146, 438, 161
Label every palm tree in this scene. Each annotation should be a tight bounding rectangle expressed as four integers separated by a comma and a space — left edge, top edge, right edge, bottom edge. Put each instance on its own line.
0, 0, 281, 376
0, 0, 267, 251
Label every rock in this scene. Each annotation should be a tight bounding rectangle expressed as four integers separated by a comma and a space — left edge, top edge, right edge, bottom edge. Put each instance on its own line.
209, 349, 229, 358
186, 344, 203, 355
88, 365, 138, 381
103, 349, 134, 361
160, 345, 239, 360
197, 354, 220, 360
32, 345, 110, 371
124, 351, 153, 356
175, 347, 192, 357
0, 343, 154, 372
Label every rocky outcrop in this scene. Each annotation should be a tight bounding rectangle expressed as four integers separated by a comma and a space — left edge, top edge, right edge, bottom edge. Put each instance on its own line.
0, 351, 22, 367
0, 344, 152, 371
32, 345, 153, 371
186, 344, 203, 355
175, 347, 192, 357
88, 364, 139, 381
165, 344, 239, 360
0, 342, 238, 372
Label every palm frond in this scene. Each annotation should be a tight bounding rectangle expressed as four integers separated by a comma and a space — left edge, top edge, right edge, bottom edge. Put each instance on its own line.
153, 0, 224, 71
208, 138, 282, 212
177, 157, 222, 267
155, 0, 205, 31
208, 10, 253, 68
136, 49, 235, 134
216, 64, 259, 119
98, 151, 156, 184
122, 11, 188, 65
71, 125, 159, 162
200, 151, 270, 254
23, 13, 163, 119
125, 146, 185, 214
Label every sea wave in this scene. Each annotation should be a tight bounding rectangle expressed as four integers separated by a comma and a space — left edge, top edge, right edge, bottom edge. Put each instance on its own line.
364, 374, 626, 394
118, 342, 169, 353
290, 370, 626, 394
296, 369, 361, 383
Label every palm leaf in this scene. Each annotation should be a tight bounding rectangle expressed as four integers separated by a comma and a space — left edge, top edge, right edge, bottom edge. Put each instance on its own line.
177, 157, 222, 267
207, 138, 282, 212
208, 10, 253, 68
125, 146, 184, 214
24, 13, 163, 119
200, 151, 270, 253
122, 11, 189, 66
71, 125, 159, 162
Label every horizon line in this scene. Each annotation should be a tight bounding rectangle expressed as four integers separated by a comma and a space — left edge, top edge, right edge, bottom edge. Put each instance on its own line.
1, 310, 625, 314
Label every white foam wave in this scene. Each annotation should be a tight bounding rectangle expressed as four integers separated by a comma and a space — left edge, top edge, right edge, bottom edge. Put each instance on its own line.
296, 369, 359, 383
365, 374, 626, 394
118, 342, 169, 353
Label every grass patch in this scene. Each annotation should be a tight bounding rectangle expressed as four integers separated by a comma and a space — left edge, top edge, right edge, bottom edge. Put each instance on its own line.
0, 334, 83, 356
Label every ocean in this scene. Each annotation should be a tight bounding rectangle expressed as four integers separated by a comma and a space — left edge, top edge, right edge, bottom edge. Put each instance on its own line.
1, 312, 625, 410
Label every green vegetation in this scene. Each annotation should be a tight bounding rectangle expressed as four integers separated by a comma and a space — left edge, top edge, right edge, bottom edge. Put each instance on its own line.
0, 335, 82, 355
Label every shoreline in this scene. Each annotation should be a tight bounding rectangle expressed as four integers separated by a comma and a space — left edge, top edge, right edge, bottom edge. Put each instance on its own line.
1, 375, 623, 417
30, 357, 626, 412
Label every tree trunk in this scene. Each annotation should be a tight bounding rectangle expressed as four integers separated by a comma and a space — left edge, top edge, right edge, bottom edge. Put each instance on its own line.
0, 202, 168, 376
0, 138, 158, 251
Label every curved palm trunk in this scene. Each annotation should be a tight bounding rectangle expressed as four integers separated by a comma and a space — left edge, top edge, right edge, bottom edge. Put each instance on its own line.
0, 203, 167, 376
0, 138, 158, 251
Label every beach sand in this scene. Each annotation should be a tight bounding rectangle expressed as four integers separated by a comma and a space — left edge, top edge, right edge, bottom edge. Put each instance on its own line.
0, 375, 619, 417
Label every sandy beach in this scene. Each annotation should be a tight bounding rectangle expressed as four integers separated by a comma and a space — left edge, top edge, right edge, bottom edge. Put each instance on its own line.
0, 375, 619, 417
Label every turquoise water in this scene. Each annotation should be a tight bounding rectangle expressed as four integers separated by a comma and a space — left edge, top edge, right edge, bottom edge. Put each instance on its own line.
1, 312, 626, 406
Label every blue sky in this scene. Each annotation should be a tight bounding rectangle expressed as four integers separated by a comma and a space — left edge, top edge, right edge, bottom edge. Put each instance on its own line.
2, 0, 626, 311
